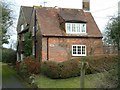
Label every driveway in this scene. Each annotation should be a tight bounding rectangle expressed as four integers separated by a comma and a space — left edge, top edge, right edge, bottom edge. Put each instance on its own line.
2, 63, 30, 89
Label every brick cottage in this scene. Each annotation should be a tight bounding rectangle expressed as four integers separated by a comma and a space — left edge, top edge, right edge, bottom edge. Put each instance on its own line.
17, 0, 103, 62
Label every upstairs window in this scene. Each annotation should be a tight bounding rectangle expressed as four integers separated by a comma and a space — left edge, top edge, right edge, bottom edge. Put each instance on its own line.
20, 24, 24, 31
72, 45, 86, 56
32, 26, 35, 36
65, 23, 86, 34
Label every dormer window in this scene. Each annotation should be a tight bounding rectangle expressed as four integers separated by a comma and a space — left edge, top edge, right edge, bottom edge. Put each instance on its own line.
65, 23, 86, 34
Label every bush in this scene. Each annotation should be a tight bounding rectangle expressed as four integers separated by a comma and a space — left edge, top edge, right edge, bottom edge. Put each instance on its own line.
18, 62, 28, 78
41, 61, 60, 79
41, 55, 117, 79
87, 55, 117, 73
23, 56, 40, 74
41, 59, 91, 79
2, 48, 16, 65
16, 56, 41, 78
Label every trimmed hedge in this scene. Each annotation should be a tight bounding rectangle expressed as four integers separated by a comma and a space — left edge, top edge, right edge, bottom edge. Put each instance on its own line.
41, 55, 117, 79
87, 55, 117, 73
41, 59, 91, 79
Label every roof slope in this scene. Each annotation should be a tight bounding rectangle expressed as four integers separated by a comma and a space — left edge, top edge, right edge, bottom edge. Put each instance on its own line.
21, 6, 33, 23
36, 7, 102, 37
17, 6, 33, 32
84, 12, 102, 37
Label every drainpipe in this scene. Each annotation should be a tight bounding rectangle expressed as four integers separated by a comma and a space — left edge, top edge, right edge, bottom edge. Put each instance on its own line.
47, 37, 49, 60
34, 9, 37, 59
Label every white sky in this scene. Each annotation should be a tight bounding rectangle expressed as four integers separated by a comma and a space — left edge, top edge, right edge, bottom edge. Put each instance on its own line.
3, 0, 119, 49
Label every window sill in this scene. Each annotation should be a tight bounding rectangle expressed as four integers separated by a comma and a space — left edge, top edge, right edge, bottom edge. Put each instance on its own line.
66, 33, 87, 35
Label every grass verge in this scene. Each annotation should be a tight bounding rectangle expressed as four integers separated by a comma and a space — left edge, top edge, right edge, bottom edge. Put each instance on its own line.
35, 69, 117, 88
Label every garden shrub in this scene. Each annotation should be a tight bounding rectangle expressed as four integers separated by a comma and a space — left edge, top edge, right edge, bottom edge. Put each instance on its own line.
41, 61, 60, 79
59, 59, 81, 78
41, 59, 92, 79
2, 48, 16, 65
41, 55, 117, 79
16, 56, 41, 78
18, 62, 28, 78
23, 56, 40, 74
87, 55, 117, 73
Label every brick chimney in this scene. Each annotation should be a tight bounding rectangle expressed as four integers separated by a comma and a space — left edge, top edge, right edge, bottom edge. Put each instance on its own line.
83, 0, 90, 11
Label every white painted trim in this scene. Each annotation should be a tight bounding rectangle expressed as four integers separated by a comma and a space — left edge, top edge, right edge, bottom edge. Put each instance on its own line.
20, 24, 24, 31
65, 23, 87, 34
21, 54, 24, 61
17, 52, 19, 61
72, 45, 86, 56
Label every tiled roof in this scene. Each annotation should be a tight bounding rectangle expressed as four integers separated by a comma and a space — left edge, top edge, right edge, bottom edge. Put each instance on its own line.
84, 12, 102, 37
35, 7, 102, 37
58, 8, 87, 22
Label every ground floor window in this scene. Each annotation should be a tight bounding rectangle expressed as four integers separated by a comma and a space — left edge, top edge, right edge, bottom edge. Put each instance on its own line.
72, 45, 86, 56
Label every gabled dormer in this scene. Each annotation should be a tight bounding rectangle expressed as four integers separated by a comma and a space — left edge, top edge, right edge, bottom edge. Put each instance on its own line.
57, 8, 87, 35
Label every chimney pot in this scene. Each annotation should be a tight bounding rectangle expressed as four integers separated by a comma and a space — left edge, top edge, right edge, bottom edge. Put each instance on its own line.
83, 0, 90, 11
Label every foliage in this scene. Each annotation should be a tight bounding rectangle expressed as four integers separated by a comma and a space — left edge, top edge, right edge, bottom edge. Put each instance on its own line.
41, 59, 91, 79
104, 16, 120, 55
1, 0, 14, 44
18, 62, 28, 78
84, 55, 117, 73
36, 69, 117, 88
41, 55, 117, 79
41, 61, 61, 79
24, 32, 32, 57
2, 48, 16, 65
16, 56, 40, 78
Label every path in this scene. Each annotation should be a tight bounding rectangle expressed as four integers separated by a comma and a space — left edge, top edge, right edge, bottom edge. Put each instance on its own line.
2, 63, 30, 89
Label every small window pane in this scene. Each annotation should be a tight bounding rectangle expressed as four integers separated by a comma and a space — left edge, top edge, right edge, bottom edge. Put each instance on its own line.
73, 51, 76, 54
81, 24, 85, 32
78, 46, 81, 54
77, 24, 80, 32
67, 23, 71, 32
82, 46, 85, 54
72, 24, 76, 32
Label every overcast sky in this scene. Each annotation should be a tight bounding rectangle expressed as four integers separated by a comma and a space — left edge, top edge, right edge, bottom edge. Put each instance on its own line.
3, 0, 119, 49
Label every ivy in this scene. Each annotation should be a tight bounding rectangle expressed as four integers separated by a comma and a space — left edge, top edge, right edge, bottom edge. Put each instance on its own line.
24, 32, 32, 57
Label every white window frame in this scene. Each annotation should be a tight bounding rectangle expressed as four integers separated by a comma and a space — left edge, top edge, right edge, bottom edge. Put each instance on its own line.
65, 23, 87, 34
72, 45, 86, 56
32, 26, 35, 36
32, 44, 35, 56
20, 24, 24, 31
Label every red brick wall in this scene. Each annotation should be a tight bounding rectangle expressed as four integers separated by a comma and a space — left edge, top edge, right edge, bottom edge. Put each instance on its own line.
41, 37, 103, 62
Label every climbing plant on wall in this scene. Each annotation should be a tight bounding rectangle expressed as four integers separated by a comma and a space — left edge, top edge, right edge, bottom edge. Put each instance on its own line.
24, 32, 32, 57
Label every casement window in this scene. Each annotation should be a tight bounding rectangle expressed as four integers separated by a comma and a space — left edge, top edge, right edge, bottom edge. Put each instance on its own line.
65, 23, 86, 34
72, 45, 86, 56
32, 44, 35, 56
20, 24, 24, 31
32, 26, 35, 36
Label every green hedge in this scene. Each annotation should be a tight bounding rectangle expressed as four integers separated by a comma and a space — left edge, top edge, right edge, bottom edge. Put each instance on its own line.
2, 48, 16, 65
41, 59, 92, 79
40, 55, 117, 79
87, 55, 117, 73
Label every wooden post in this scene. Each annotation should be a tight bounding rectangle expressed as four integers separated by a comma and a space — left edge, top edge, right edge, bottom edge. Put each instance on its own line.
80, 57, 87, 89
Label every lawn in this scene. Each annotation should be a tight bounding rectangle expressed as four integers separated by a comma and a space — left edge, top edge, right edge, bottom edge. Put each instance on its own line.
35, 69, 117, 88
